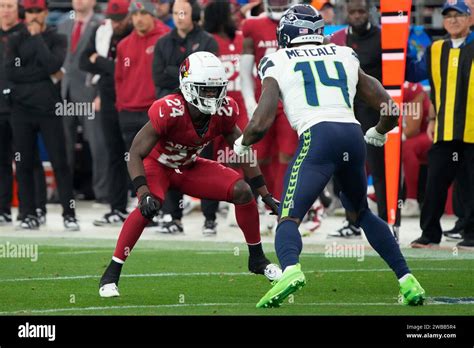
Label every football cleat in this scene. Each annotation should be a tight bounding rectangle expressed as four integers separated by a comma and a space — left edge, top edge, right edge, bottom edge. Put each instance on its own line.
64, 215, 80, 231
264, 263, 283, 282
0, 211, 12, 225
328, 220, 362, 238
248, 256, 282, 282
202, 219, 217, 236
93, 210, 128, 227
398, 274, 425, 306
19, 215, 40, 230
99, 283, 120, 298
36, 208, 46, 225
256, 263, 306, 308
158, 219, 184, 234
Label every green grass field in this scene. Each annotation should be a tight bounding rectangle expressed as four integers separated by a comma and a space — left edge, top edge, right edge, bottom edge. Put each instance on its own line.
0, 237, 473, 315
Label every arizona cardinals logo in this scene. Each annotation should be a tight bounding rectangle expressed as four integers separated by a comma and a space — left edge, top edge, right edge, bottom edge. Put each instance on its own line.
180, 58, 190, 79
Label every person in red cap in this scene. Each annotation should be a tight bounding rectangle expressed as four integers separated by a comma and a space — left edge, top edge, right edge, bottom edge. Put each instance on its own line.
4, 0, 79, 230
79, 0, 134, 226
114, 0, 170, 200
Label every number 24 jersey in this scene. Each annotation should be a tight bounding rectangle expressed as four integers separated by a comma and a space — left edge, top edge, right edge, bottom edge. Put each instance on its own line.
148, 93, 239, 169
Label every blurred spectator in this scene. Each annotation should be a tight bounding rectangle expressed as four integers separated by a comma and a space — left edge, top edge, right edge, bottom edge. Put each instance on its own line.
58, 0, 109, 203
313, 0, 335, 25
466, 0, 474, 27
329, 0, 387, 238
152, 0, 218, 234
401, 82, 433, 217
0, 0, 47, 226
204, 0, 247, 131
4, 0, 78, 230
80, 0, 133, 226
114, 0, 169, 166
154, 0, 174, 29
407, 1, 474, 249
153, 0, 216, 98
0, 0, 22, 225
202, 0, 247, 232
239, 0, 262, 19
240, 0, 299, 211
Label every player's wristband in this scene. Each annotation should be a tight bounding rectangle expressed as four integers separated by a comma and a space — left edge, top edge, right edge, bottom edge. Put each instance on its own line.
132, 175, 148, 193
249, 175, 266, 190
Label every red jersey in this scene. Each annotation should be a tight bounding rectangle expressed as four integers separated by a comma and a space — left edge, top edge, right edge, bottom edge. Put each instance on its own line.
115, 20, 170, 112
403, 82, 430, 133
213, 31, 248, 127
242, 15, 279, 98
213, 32, 244, 96
148, 93, 239, 168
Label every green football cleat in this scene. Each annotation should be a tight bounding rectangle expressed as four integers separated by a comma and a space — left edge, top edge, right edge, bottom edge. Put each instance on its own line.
398, 274, 426, 306
256, 263, 306, 308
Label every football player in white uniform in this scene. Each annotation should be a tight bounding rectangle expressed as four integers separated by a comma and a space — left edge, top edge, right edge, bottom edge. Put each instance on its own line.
234, 4, 425, 308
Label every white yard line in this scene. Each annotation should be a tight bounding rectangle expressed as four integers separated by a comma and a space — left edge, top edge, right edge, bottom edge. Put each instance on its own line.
0, 268, 470, 283
0, 303, 243, 315
1, 299, 467, 315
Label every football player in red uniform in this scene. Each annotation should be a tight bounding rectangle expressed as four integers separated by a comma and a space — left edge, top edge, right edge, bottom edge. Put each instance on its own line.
204, 0, 248, 134
241, 0, 299, 221
99, 52, 282, 297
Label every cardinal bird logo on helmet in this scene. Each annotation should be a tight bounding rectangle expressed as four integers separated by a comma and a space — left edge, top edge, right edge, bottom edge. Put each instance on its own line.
180, 58, 190, 79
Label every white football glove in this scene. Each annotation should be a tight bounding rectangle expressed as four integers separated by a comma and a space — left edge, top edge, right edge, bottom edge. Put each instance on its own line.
364, 127, 387, 147
233, 135, 251, 156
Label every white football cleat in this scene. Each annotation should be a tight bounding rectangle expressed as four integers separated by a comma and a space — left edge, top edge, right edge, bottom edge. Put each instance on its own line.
264, 263, 283, 282
99, 283, 120, 298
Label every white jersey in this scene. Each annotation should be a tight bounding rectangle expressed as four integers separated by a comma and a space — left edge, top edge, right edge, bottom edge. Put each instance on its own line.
258, 43, 360, 136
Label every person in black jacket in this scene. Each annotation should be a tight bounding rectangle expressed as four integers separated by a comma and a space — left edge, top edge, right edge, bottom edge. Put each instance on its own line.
0, 0, 22, 225
79, 0, 133, 226
152, 0, 220, 235
0, 0, 47, 226
152, 0, 217, 98
5, 0, 78, 230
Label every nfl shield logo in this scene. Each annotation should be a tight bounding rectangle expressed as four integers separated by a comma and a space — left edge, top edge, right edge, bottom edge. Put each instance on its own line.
299, 28, 309, 34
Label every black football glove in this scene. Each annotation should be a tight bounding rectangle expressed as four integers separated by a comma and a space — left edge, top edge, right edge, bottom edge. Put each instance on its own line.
138, 192, 160, 220
262, 194, 280, 215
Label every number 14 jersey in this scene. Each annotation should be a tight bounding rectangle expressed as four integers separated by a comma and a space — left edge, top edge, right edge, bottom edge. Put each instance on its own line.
258, 43, 361, 136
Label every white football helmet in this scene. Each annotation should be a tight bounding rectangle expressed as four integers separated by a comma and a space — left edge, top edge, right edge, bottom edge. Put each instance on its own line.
179, 52, 228, 115
264, 0, 299, 21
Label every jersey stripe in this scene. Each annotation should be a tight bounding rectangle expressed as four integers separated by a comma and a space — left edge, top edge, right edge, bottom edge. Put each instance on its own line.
430, 40, 443, 143
443, 48, 460, 141
464, 61, 474, 143
281, 130, 311, 218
